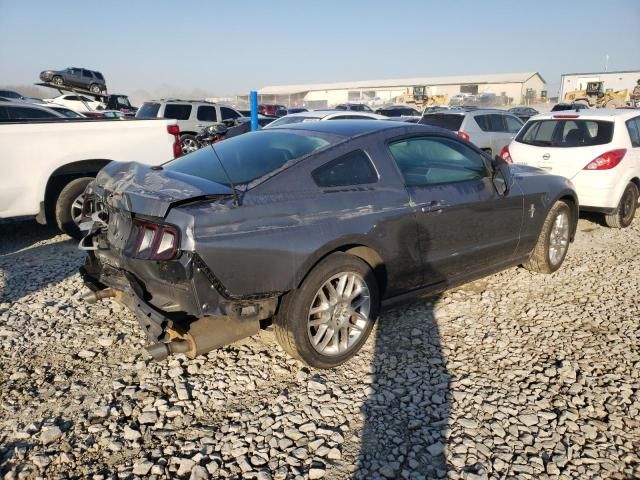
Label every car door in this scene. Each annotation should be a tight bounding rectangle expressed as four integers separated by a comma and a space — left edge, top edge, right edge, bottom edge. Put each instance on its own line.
387, 135, 523, 283
65, 68, 82, 88
625, 116, 640, 178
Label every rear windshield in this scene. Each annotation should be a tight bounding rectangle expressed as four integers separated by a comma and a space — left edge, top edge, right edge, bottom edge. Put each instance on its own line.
418, 114, 464, 131
516, 119, 614, 147
164, 131, 334, 186
265, 116, 320, 128
136, 102, 160, 118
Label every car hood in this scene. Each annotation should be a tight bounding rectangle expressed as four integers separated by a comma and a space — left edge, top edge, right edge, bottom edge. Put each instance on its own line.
95, 161, 234, 218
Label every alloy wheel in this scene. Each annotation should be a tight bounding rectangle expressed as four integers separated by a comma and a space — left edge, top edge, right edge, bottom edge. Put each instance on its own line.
70, 194, 84, 225
549, 211, 569, 266
307, 271, 371, 356
181, 138, 199, 154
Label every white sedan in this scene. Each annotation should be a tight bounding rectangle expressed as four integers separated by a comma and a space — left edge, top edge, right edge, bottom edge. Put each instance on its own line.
264, 109, 387, 128
44, 94, 105, 112
502, 109, 640, 228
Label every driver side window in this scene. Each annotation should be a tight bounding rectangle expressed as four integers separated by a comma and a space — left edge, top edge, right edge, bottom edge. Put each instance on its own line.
389, 137, 489, 187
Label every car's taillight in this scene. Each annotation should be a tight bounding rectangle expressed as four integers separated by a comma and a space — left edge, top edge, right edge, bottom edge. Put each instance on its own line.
457, 131, 470, 141
499, 145, 513, 164
583, 149, 626, 170
553, 114, 579, 119
167, 124, 181, 158
131, 219, 179, 260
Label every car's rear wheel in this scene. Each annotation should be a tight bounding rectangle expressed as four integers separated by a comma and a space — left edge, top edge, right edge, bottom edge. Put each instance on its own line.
273, 253, 379, 368
180, 134, 200, 154
605, 182, 638, 228
524, 200, 571, 274
52, 75, 64, 86
89, 83, 101, 94
55, 177, 93, 240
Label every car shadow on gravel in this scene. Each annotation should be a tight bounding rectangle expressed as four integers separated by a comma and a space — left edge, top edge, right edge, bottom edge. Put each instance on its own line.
355, 293, 450, 480
0, 221, 81, 304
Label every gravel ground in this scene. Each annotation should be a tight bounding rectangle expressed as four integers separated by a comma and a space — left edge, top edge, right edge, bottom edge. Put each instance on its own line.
0, 215, 638, 480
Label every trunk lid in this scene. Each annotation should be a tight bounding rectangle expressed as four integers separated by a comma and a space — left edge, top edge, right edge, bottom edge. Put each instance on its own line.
95, 161, 234, 218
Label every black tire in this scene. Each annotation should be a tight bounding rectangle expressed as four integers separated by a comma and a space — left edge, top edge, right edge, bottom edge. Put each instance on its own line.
55, 177, 93, 240
274, 252, 379, 368
52, 75, 64, 86
180, 134, 200, 154
524, 200, 572, 274
605, 182, 638, 228
89, 83, 101, 94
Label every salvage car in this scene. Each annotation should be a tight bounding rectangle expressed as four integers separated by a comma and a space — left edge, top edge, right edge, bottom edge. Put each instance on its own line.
78, 121, 578, 368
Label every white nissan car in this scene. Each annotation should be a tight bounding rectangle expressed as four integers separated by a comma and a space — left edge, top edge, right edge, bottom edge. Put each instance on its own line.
502, 109, 640, 228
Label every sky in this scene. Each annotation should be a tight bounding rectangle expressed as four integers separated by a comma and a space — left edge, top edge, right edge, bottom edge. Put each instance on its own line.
1, 0, 639, 101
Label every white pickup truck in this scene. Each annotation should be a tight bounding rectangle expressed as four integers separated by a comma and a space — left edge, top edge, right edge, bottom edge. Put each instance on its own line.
0, 117, 181, 238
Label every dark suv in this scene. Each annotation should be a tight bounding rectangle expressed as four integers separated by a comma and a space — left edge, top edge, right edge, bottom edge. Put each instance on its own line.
40, 67, 107, 94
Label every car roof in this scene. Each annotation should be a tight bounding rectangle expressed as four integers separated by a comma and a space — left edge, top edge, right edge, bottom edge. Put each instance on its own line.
283, 110, 382, 120
535, 109, 640, 120
274, 119, 450, 137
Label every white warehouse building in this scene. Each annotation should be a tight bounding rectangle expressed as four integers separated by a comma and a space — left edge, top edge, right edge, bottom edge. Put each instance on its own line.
559, 70, 640, 100
257, 72, 546, 108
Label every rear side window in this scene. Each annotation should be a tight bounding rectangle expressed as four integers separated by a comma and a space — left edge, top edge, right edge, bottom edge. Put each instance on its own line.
94, 72, 104, 80
517, 120, 614, 147
136, 102, 161, 118
626, 117, 640, 147
0, 106, 8, 120
197, 105, 217, 121
419, 114, 464, 131
487, 114, 505, 132
474, 115, 489, 131
82, 69, 94, 78
312, 150, 378, 187
163, 104, 192, 120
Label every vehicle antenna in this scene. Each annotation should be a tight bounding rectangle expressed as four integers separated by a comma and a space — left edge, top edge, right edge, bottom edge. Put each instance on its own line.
209, 145, 240, 207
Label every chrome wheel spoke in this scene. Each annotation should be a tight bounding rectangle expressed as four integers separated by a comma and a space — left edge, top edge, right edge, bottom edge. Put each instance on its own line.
307, 271, 372, 356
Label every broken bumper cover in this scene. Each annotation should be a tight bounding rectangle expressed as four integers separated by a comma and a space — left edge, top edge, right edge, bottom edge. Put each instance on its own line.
80, 250, 278, 359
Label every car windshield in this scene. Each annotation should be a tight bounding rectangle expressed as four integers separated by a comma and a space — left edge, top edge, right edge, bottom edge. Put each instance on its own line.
164, 130, 335, 186
136, 102, 160, 118
419, 114, 464, 131
516, 119, 614, 147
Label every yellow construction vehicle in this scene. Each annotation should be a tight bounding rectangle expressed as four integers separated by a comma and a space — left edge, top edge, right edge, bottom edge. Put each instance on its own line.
563, 81, 628, 108
394, 86, 448, 110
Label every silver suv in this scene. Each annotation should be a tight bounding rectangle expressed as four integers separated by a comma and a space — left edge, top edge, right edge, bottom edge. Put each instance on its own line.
136, 100, 244, 154
419, 108, 524, 156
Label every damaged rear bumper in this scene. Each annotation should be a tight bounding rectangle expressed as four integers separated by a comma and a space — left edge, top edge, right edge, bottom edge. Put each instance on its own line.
80, 249, 278, 361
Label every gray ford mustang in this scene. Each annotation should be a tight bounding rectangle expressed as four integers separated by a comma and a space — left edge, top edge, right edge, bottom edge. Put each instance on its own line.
78, 120, 578, 368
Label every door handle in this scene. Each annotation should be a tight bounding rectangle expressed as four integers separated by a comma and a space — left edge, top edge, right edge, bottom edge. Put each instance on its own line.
420, 200, 446, 213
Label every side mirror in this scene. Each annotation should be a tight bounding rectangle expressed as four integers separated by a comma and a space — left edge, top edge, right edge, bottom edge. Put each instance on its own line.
492, 161, 511, 196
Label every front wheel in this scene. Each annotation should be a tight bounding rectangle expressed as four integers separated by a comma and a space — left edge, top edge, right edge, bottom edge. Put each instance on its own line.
52, 75, 64, 86
55, 177, 93, 240
524, 200, 572, 274
605, 182, 638, 228
274, 253, 379, 368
